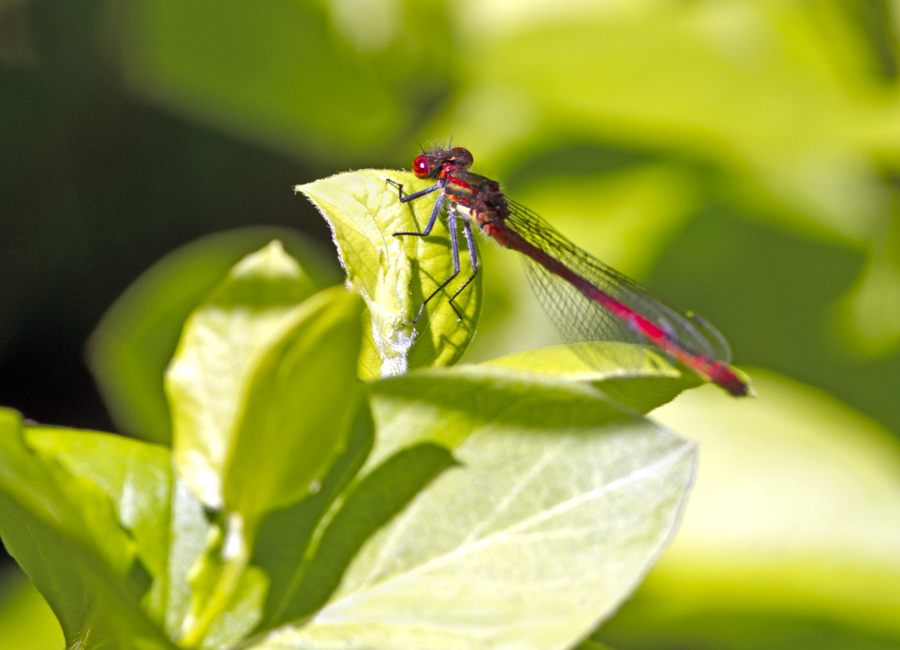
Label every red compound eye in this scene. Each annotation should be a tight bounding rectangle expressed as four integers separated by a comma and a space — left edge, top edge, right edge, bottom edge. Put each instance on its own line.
412, 155, 429, 178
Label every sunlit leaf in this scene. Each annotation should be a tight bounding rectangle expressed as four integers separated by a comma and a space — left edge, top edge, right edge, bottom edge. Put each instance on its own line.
299, 169, 481, 379
166, 240, 319, 510
25, 425, 173, 622
252, 367, 695, 649
88, 228, 337, 444
0, 408, 177, 650
223, 287, 364, 525
164, 242, 365, 647
481, 343, 703, 412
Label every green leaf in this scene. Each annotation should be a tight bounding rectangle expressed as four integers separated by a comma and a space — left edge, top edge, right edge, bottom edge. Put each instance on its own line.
162, 474, 263, 648
252, 404, 376, 629
88, 227, 338, 444
24, 425, 173, 622
223, 286, 365, 526
251, 367, 695, 649
0, 408, 177, 650
166, 240, 320, 510
481, 343, 704, 412
298, 169, 482, 380
164, 241, 365, 647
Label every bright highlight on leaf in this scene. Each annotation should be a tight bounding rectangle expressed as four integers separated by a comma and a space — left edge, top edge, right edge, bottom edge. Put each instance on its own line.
298, 169, 482, 380
87, 228, 339, 446
482, 343, 703, 412
166, 240, 321, 510
253, 369, 696, 650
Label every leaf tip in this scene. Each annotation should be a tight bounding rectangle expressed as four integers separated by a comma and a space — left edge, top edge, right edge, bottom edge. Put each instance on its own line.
230, 240, 302, 280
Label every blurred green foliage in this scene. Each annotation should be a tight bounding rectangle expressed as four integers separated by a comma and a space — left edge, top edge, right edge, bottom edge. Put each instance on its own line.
2, 0, 900, 648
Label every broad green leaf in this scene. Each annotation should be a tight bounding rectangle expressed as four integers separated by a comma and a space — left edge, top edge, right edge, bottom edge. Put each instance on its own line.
24, 426, 173, 623
0, 408, 177, 650
482, 343, 704, 412
599, 371, 900, 647
253, 405, 376, 630
164, 241, 364, 647
88, 227, 338, 444
299, 169, 481, 380
0, 410, 133, 584
224, 286, 364, 527
251, 367, 695, 650
166, 240, 318, 510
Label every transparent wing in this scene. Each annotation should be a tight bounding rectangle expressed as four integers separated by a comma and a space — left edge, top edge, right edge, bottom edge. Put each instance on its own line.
505, 198, 732, 365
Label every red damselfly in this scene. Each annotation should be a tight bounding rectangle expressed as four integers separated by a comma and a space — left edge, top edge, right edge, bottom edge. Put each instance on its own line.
387, 146, 748, 397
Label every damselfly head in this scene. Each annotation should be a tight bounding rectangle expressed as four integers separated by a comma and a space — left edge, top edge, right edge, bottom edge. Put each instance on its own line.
412, 147, 474, 179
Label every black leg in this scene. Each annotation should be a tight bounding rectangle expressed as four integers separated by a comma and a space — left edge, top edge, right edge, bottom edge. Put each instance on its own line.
394, 192, 445, 238
411, 209, 463, 322
386, 176, 475, 323
447, 220, 478, 318
386, 178, 439, 203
